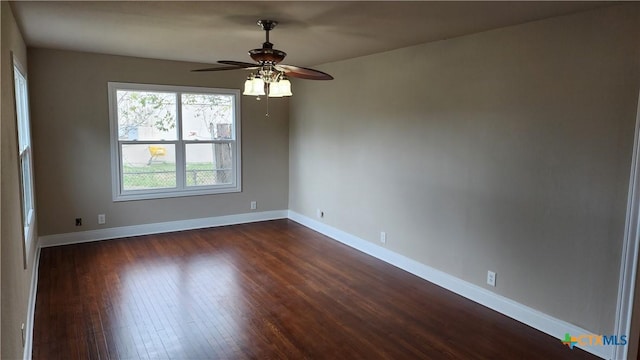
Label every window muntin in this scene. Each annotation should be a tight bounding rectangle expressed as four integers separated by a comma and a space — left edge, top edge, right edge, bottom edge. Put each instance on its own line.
108, 83, 241, 201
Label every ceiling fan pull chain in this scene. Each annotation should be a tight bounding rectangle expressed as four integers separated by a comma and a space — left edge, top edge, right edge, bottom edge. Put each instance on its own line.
266, 86, 270, 117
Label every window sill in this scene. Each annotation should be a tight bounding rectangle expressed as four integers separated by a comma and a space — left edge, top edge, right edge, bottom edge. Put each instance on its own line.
113, 185, 241, 202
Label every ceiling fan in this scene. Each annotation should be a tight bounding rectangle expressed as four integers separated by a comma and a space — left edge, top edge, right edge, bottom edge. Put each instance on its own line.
193, 19, 333, 103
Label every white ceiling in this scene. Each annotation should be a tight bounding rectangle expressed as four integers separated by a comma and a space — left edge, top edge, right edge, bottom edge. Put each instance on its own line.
11, 1, 611, 68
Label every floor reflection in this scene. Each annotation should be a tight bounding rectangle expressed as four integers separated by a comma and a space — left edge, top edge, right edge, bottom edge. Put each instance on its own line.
113, 254, 245, 358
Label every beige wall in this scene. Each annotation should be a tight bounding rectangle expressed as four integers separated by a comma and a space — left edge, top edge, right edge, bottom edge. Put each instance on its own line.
1, 2, 33, 359
289, 5, 640, 334
28, 49, 289, 236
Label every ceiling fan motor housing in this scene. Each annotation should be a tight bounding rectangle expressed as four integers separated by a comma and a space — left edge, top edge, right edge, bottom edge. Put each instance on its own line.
249, 48, 287, 64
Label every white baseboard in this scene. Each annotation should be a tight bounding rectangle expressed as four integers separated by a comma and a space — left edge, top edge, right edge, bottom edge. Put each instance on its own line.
287, 211, 612, 360
38, 210, 288, 248
23, 246, 41, 360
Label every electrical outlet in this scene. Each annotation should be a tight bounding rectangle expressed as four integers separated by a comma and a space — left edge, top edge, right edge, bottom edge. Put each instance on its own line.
317, 209, 324, 218
75, 218, 82, 226
98, 214, 106, 225
380, 231, 387, 244
250, 201, 257, 210
487, 271, 496, 287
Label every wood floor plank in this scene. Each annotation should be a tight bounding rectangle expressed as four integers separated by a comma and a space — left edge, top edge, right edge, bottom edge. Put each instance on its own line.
33, 219, 598, 359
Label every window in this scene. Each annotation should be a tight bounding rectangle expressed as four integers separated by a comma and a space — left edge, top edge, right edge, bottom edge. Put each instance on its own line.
108, 83, 241, 201
14, 57, 35, 249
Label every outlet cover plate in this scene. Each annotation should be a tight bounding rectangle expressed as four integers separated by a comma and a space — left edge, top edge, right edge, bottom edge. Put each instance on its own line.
487, 271, 496, 287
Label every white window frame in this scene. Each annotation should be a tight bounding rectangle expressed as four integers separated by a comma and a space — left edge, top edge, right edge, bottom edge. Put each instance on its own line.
13, 55, 35, 255
108, 82, 242, 201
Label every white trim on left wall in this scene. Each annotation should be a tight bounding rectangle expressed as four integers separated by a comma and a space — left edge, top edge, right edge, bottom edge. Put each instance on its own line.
23, 246, 41, 360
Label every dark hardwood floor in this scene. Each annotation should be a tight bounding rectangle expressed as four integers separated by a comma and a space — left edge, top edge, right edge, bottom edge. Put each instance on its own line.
33, 219, 597, 359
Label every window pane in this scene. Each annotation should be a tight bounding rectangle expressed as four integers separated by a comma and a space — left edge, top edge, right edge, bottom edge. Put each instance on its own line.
185, 143, 232, 187
121, 144, 176, 190
117, 91, 177, 141
20, 154, 33, 225
181, 94, 234, 140
15, 71, 30, 152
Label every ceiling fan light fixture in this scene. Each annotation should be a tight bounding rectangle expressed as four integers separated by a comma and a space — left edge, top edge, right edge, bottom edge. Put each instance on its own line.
243, 76, 254, 94
243, 75, 265, 96
269, 78, 292, 98
268, 82, 283, 98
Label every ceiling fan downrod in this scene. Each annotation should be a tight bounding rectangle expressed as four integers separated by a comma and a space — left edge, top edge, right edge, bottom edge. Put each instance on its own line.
250, 20, 287, 65
258, 20, 277, 45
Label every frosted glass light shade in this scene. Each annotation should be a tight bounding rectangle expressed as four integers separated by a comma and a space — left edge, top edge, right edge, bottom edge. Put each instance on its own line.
253, 78, 265, 95
243, 79, 253, 94
279, 79, 292, 97
269, 82, 284, 97
243, 77, 265, 96
268, 79, 292, 98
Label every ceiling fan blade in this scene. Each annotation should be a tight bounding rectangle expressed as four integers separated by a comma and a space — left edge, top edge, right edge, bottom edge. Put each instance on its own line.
217, 60, 259, 68
192, 60, 260, 72
276, 64, 333, 80
192, 66, 247, 72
